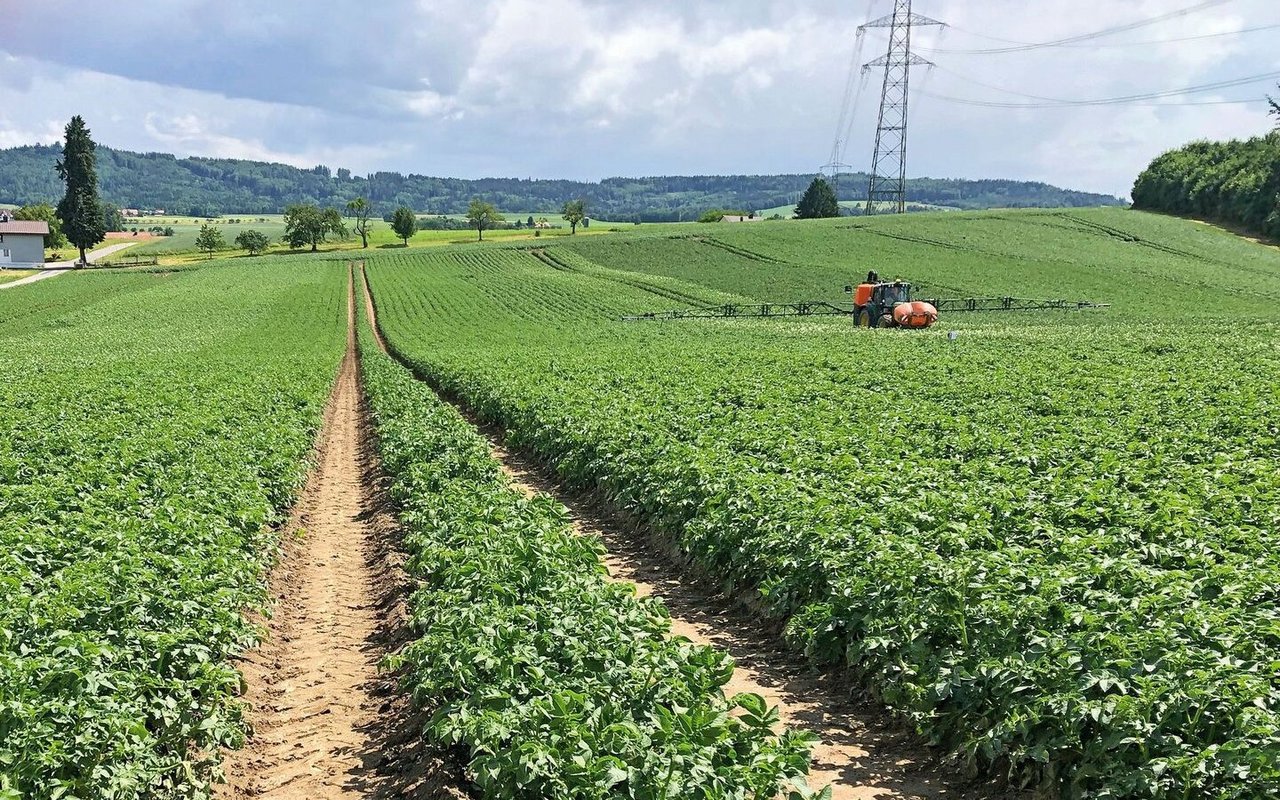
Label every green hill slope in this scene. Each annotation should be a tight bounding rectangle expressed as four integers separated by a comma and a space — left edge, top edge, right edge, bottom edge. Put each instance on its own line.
557, 208, 1280, 321
364, 209, 1280, 798
0, 142, 1124, 221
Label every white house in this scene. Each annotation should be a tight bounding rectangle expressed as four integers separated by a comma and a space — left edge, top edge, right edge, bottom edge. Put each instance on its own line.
0, 217, 50, 267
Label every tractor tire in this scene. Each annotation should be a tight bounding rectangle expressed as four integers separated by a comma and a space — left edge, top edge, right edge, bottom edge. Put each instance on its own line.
857, 309, 875, 328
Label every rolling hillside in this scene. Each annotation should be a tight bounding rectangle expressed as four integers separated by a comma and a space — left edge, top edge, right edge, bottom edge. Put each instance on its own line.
0, 142, 1125, 221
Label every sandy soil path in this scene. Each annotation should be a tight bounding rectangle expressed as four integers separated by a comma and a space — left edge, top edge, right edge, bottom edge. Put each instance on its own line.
218, 266, 464, 799
357, 262, 1013, 800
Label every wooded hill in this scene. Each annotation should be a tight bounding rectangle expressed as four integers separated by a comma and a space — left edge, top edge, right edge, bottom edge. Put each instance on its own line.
1132, 132, 1280, 240
0, 143, 1124, 221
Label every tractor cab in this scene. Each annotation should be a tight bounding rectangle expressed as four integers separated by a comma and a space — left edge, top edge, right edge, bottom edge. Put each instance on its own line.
849, 271, 939, 329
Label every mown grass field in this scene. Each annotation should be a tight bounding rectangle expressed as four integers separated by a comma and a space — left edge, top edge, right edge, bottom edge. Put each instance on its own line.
0, 269, 37, 284
123, 212, 626, 262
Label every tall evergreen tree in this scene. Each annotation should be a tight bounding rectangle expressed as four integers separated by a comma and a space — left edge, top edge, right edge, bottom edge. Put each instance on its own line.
1270, 88, 1279, 128
55, 116, 106, 265
795, 177, 840, 219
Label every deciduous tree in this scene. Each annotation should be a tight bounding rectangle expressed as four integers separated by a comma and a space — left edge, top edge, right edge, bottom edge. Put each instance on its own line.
283, 204, 345, 252
391, 206, 418, 246
195, 224, 226, 258
13, 203, 68, 249
347, 197, 373, 248
795, 178, 840, 219
102, 203, 125, 233
235, 229, 271, 255
55, 116, 107, 265
467, 200, 503, 241
561, 199, 587, 234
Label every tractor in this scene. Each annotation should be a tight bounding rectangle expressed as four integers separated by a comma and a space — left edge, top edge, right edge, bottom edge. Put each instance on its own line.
848, 271, 939, 329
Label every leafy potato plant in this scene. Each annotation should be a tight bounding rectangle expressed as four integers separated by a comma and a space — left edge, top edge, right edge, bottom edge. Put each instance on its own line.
365, 234, 1280, 800
357, 317, 819, 799
0, 263, 346, 798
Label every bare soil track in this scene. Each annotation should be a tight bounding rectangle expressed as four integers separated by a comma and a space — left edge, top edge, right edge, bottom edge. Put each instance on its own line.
357, 262, 1014, 800
218, 266, 466, 800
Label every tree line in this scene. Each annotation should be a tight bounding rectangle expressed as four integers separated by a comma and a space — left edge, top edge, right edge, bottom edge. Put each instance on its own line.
1132, 99, 1280, 240
30, 115, 602, 263
0, 142, 1125, 221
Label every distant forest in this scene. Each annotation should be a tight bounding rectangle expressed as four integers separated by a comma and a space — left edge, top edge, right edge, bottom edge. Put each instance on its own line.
1132, 132, 1280, 240
0, 143, 1124, 221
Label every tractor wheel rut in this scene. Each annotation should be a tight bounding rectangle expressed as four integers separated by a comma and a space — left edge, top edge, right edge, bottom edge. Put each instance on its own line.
356, 264, 1012, 800
217, 266, 465, 800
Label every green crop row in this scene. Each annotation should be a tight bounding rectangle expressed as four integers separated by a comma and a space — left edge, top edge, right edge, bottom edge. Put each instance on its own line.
355, 302, 821, 799
364, 230, 1280, 800
0, 263, 346, 798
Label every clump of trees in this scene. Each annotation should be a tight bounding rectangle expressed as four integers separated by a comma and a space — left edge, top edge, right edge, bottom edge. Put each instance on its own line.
697, 208, 751, 223
1131, 128, 1280, 240
235, 229, 271, 256
12, 203, 68, 249
795, 178, 840, 219
283, 203, 346, 251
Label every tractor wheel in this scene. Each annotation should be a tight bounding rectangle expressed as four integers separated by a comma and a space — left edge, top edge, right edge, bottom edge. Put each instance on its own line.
857, 309, 874, 328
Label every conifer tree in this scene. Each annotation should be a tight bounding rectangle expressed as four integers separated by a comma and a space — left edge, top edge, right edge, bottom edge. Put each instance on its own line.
795, 177, 840, 219
55, 116, 107, 265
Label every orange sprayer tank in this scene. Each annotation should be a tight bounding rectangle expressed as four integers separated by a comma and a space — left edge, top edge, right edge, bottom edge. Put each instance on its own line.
854, 284, 875, 307
893, 301, 939, 329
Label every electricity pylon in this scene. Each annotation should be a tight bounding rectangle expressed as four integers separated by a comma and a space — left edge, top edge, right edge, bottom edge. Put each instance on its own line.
862, 1, 944, 215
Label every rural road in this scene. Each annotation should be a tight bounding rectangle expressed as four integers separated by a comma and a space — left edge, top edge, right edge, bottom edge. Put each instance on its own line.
0, 241, 143, 291
85, 241, 142, 262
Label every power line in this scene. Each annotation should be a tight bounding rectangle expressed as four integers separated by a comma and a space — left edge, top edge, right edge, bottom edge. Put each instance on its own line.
920, 68, 1280, 108
917, 21, 1280, 53
902, 0, 1234, 55
921, 91, 1270, 109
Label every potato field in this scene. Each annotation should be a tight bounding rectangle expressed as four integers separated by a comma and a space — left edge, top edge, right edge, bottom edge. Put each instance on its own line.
0, 263, 347, 797
1, 208, 1277, 799
366, 210, 1280, 799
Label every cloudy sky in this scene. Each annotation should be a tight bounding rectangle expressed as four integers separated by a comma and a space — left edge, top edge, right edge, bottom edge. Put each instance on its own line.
0, 0, 1276, 196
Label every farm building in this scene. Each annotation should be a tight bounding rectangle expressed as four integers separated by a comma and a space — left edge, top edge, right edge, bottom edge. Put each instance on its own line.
0, 217, 49, 267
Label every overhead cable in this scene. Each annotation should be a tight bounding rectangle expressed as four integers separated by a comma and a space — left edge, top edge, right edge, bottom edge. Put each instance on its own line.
903, 0, 1235, 55
919, 67, 1280, 108
918, 21, 1280, 53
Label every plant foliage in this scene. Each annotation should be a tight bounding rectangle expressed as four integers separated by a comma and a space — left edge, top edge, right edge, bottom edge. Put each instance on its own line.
54, 116, 106, 263
363, 210, 1280, 799
1132, 133, 1280, 240
356, 299, 819, 798
0, 262, 346, 798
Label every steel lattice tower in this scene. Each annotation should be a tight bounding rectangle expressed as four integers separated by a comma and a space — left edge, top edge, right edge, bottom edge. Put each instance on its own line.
862, 1, 943, 216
